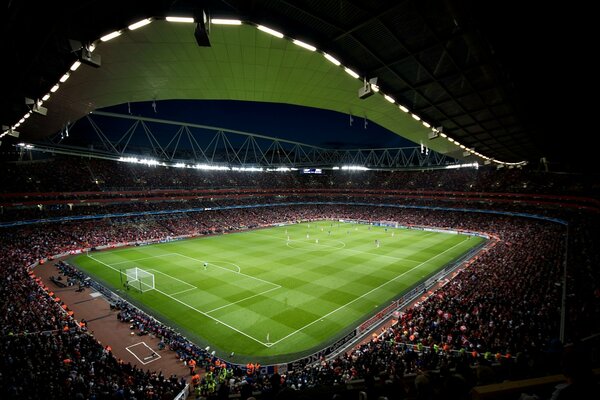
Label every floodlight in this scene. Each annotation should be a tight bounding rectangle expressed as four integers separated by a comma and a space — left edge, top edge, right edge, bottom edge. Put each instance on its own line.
166, 16, 194, 23
25, 97, 47, 116
211, 19, 242, 25
344, 67, 359, 79
100, 30, 121, 42
70, 40, 101, 68
292, 39, 316, 51
128, 18, 152, 30
257, 25, 284, 38
358, 77, 377, 99
323, 53, 341, 66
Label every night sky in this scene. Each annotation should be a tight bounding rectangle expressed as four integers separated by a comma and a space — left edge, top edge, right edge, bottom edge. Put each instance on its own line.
82, 100, 416, 150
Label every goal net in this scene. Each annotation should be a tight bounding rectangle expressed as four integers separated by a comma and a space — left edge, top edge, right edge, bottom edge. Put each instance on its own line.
124, 267, 155, 293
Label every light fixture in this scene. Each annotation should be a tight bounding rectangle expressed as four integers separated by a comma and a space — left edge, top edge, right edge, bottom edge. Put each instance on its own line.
383, 94, 395, 103
257, 25, 284, 38
50, 84, 59, 93
100, 30, 122, 42
323, 53, 341, 66
292, 39, 316, 51
69, 40, 101, 68
211, 18, 242, 25
440, 132, 447, 138
344, 67, 359, 79
358, 77, 378, 99
422, 121, 431, 128
59, 73, 70, 83
399, 105, 409, 113
411, 113, 421, 121
128, 18, 152, 30
42, 94, 50, 101
166, 16, 194, 23
25, 97, 48, 116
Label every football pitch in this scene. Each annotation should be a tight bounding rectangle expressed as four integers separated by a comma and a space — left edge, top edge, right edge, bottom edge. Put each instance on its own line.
71, 220, 485, 364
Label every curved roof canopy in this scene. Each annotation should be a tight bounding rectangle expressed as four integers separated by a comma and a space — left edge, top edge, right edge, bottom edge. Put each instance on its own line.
23, 21, 468, 158
2, 0, 582, 168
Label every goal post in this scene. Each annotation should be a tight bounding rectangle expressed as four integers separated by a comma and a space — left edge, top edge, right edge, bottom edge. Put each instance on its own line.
123, 267, 155, 293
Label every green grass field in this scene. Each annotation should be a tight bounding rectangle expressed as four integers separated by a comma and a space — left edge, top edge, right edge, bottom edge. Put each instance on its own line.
71, 220, 485, 364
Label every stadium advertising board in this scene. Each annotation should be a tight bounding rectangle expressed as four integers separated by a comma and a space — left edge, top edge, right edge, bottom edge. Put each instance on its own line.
358, 301, 399, 334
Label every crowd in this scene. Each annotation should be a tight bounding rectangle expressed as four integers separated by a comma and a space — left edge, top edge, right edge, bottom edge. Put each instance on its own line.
2, 200, 594, 399
2, 156, 599, 195
0, 239, 187, 399
0, 155, 597, 399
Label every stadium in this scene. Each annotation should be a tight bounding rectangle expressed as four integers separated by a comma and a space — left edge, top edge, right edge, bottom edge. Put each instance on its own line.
1, 1, 598, 399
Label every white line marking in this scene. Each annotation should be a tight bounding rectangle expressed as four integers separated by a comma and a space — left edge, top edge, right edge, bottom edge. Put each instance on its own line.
87, 254, 270, 347
170, 287, 196, 296
270, 236, 472, 346
283, 236, 423, 264
146, 269, 196, 291
125, 342, 161, 365
285, 239, 346, 250
208, 261, 241, 273
174, 253, 279, 288
205, 286, 281, 314
108, 253, 178, 265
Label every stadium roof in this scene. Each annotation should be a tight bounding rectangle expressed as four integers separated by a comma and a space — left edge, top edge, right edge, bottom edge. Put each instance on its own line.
0, 0, 588, 170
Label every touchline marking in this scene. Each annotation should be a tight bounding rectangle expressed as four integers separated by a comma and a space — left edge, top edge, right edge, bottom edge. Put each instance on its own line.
87, 254, 270, 347
174, 253, 279, 288
108, 253, 178, 265
270, 236, 472, 346
205, 286, 281, 314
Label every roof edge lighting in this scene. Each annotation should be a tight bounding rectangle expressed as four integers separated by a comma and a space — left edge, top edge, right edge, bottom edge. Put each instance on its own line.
257, 25, 284, 38
100, 30, 122, 42
344, 67, 360, 79
128, 18, 152, 30
292, 39, 316, 51
211, 18, 242, 25
323, 53, 341, 66
166, 16, 195, 23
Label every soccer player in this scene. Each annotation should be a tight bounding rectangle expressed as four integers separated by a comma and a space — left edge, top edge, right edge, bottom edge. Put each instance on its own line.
203, 262, 208, 270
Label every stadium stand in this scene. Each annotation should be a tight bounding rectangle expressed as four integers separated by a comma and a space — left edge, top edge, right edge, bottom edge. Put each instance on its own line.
1, 157, 598, 399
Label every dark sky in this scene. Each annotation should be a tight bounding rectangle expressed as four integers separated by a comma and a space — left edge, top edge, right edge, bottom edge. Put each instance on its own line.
88, 100, 415, 150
